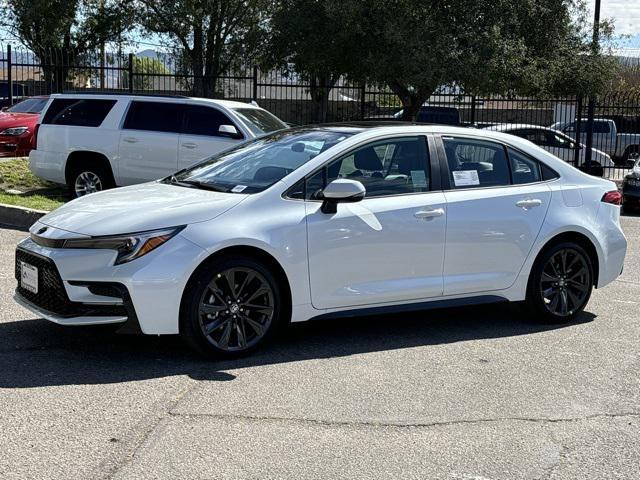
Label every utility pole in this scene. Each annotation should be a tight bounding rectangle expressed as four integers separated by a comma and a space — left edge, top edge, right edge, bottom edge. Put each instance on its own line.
584, 0, 601, 174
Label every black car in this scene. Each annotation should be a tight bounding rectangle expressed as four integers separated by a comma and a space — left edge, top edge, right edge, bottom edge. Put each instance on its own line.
622, 158, 640, 213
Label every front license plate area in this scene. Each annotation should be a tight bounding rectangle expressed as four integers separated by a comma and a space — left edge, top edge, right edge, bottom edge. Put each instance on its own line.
20, 261, 38, 294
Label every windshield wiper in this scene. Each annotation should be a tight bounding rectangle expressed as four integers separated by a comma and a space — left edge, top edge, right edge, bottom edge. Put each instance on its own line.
179, 180, 229, 192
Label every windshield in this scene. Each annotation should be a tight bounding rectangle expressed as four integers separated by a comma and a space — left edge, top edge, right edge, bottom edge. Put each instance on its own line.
169, 129, 352, 193
7, 98, 48, 114
232, 107, 287, 135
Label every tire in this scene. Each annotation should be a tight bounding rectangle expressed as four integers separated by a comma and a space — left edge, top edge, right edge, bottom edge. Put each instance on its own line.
180, 255, 287, 358
525, 242, 594, 324
68, 161, 115, 198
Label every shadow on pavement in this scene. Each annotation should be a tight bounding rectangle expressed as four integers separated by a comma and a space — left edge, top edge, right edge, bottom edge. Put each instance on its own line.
0, 303, 595, 388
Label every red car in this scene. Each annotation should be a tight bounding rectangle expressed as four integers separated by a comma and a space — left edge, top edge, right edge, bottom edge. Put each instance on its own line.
0, 96, 49, 157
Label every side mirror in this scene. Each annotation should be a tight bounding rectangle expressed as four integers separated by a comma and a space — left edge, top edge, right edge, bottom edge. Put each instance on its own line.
219, 124, 242, 139
319, 179, 366, 214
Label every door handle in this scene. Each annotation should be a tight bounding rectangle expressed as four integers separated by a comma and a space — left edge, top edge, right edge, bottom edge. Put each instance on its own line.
516, 198, 543, 210
122, 137, 138, 144
414, 207, 445, 219
182, 142, 197, 149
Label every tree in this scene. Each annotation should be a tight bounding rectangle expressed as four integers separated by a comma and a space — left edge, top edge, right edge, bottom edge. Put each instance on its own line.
0, 0, 132, 92
137, 0, 271, 97
123, 56, 170, 91
268, 0, 367, 122
356, 0, 618, 120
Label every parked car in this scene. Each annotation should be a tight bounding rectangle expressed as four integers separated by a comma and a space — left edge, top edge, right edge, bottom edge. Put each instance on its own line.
14, 124, 626, 358
484, 124, 614, 175
29, 93, 288, 197
0, 96, 49, 157
622, 158, 640, 213
550, 118, 640, 165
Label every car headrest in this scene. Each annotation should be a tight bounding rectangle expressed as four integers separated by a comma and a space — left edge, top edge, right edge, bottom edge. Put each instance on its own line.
354, 147, 383, 171
253, 166, 287, 183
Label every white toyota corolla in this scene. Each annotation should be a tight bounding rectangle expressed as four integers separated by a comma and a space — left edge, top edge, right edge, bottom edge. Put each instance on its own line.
14, 125, 627, 357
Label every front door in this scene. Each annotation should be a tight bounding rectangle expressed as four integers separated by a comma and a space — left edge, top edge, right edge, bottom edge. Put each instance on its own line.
439, 135, 551, 295
306, 136, 446, 309
178, 104, 244, 170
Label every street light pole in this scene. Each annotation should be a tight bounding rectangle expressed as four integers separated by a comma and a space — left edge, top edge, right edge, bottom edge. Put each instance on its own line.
584, 0, 601, 173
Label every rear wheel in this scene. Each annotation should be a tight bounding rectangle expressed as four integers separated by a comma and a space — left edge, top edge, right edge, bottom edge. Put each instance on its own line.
180, 255, 286, 358
525, 242, 593, 324
68, 162, 115, 197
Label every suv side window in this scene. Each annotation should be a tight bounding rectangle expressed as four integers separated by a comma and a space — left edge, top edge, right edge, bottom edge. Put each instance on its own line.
42, 99, 117, 127
305, 137, 430, 199
442, 137, 510, 188
182, 105, 242, 137
123, 101, 182, 133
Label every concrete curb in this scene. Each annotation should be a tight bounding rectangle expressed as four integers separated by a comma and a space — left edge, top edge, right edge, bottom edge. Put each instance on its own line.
0, 203, 47, 230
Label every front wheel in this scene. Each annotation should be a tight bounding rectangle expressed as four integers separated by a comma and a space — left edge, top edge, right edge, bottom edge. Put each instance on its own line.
525, 242, 593, 324
180, 255, 286, 358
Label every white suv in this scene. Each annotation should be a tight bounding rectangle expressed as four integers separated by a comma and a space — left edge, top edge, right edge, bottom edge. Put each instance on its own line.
29, 94, 287, 196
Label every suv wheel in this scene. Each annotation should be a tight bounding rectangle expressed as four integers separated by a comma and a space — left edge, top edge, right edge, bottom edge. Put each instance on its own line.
525, 242, 593, 324
69, 163, 114, 197
180, 255, 286, 358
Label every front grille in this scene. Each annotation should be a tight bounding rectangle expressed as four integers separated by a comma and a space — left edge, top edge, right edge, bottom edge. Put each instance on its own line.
15, 248, 129, 318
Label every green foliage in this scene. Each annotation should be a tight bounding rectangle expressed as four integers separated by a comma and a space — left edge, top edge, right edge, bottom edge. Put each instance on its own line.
136, 0, 272, 97
123, 56, 170, 90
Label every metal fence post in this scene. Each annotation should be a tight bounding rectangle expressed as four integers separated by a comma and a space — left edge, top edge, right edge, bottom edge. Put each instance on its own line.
360, 82, 366, 120
585, 96, 595, 173
252, 66, 258, 101
7, 45, 13, 106
470, 95, 476, 125
574, 96, 583, 167
128, 53, 134, 93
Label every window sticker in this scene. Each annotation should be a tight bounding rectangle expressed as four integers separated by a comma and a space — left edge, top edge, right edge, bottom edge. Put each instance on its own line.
231, 185, 247, 193
452, 170, 480, 187
410, 170, 427, 187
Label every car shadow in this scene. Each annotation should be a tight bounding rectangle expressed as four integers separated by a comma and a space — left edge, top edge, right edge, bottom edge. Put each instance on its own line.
0, 302, 595, 389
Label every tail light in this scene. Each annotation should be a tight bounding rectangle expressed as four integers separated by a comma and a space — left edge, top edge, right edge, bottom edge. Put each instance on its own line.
601, 190, 622, 205
33, 124, 40, 150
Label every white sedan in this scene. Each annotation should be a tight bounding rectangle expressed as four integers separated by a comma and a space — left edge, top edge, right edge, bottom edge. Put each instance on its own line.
484, 124, 614, 173
14, 125, 627, 357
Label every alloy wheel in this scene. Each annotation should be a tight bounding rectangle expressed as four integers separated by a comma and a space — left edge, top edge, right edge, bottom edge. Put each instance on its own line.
539, 248, 591, 317
198, 267, 275, 352
74, 171, 103, 196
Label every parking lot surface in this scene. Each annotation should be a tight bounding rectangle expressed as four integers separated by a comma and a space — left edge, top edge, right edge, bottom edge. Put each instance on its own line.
1, 216, 639, 480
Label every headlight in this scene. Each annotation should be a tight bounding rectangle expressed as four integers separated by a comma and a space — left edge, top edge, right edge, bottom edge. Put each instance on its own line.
0, 126, 29, 136
61, 226, 185, 265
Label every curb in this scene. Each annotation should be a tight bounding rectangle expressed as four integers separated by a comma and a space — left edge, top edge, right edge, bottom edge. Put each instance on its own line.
0, 203, 48, 230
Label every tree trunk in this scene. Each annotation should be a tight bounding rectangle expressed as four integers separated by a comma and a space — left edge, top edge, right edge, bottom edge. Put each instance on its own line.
387, 80, 432, 122
309, 74, 336, 123
191, 27, 205, 97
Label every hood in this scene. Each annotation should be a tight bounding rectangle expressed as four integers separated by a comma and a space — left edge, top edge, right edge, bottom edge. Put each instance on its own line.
39, 182, 248, 236
0, 112, 39, 129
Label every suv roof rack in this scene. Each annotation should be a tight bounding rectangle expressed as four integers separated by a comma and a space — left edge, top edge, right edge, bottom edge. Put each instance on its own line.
60, 91, 189, 99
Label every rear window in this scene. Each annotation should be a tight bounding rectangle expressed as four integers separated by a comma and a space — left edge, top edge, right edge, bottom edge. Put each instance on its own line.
123, 101, 182, 133
42, 99, 116, 127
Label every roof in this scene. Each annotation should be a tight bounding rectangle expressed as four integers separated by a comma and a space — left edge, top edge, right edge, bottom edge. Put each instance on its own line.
484, 123, 554, 132
54, 92, 261, 109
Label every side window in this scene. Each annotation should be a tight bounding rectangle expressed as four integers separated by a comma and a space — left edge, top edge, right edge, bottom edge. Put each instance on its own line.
305, 137, 430, 199
42, 99, 116, 127
123, 101, 182, 133
442, 137, 510, 188
508, 147, 541, 184
564, 122, 576, 133
182, 105, 242, 137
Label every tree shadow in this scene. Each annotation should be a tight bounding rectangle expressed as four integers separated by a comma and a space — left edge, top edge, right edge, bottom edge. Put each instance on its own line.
0, 302, 595, 389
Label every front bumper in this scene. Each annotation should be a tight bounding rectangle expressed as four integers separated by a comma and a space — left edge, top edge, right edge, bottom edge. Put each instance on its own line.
14, 229, 208, 334
0, 134, 31, 157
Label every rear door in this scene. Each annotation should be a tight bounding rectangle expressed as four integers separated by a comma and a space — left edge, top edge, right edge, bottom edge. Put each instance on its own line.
118, 100, 181, 184
178, 105, 244, 170
438, 135, 552, 295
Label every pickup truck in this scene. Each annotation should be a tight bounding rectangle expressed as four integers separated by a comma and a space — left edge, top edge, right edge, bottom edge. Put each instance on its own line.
550, 118, 640, 166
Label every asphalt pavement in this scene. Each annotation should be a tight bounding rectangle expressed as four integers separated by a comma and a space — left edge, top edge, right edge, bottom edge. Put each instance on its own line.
1, 215, 639, 479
